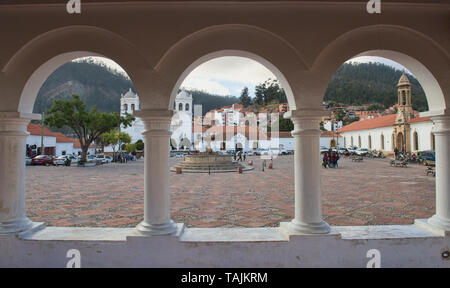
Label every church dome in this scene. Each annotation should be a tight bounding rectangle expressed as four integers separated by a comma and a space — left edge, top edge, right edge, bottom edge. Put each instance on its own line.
121, 88, 137, 98
397, 72, 410, 87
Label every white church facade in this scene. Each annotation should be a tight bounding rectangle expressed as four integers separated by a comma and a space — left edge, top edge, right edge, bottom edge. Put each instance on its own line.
338, 73, 435, 154
119, 88, 193, 149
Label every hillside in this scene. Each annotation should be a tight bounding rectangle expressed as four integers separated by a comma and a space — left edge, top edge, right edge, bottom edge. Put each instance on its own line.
34, 61, 239, 115
324, 62, 427, 111
34, 61, 429, 117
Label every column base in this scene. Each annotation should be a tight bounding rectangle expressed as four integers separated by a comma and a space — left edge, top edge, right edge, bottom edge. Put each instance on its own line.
415, 217, 450, 236
136, 219, 181, 236
0, 217, 35, 235
280, 219, 331, 236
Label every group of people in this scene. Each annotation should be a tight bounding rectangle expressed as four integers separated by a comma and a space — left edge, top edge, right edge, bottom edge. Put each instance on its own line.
234, 151, 247, 162
322, 150, 340, 168
116, 152, 137, 163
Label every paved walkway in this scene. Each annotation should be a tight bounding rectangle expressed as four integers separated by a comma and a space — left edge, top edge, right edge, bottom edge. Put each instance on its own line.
25, 155, 435, 228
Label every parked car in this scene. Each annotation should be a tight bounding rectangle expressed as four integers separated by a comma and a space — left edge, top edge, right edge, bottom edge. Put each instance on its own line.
337, 147, 349, 155
96, 155, 113, 163
25, 157, 32, 165
31, 155, 54, 166
355, 148, 369, 156
347, 146, 359, 154
66, 154, 79, 163
418, 150, 435, 166
86, 155, 102, 165
54, 156, 68, 166
320, 146, 328, 154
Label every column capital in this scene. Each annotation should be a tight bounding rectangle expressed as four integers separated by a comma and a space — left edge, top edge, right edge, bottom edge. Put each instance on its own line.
285, 108, 329, 120
135, 109, 173, 136
0, 112, 40, 136
288, 109, 325, 137
431, 115, 450, 135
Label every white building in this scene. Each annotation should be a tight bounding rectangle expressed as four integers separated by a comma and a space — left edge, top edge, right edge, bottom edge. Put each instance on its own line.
26, 123, 75, 157
338, 73, 434, 153
120, 88, 193, 149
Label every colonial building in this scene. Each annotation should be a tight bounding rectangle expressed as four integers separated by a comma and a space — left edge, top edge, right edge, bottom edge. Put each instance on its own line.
338, 73, 434, 153
120, 88, 193, 149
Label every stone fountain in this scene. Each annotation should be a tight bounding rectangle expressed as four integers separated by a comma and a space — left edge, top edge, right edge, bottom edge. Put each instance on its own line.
170, 148, 253, 173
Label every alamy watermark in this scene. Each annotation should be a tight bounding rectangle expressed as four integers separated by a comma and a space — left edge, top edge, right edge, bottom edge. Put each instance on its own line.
366, 249, 381, 268
366, 0, 381, 14
66, 249, 81, 268
66, 0, 81, 14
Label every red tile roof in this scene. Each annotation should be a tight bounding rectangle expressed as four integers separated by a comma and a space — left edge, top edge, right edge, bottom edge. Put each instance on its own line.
337, 114, 397, 133
27, 123, 74, 143
338, 114, 432, 133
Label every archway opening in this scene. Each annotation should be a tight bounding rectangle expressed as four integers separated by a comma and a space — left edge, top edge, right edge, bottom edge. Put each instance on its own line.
24, 55, 145, 228
168, 55, 295, 228
321, 55, 436, 226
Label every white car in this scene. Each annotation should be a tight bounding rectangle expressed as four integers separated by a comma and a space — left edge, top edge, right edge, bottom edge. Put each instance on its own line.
355, 148, 369, 156
347, 146, 358, 154
320, 146, 328, 153
54, 156, 67, 166
96, 155, 112, 163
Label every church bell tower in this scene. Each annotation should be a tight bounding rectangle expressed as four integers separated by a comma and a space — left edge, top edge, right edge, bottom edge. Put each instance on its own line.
394, 71, 415, 153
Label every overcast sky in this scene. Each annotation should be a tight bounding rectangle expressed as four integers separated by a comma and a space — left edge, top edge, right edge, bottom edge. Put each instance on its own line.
77, 56, 409, 97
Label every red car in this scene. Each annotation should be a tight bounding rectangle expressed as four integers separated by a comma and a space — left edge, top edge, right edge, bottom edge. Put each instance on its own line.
31, 155, 54, 166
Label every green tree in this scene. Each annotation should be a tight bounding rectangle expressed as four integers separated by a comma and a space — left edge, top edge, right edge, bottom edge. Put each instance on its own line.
102, 130, 132, 160
255, 84, 264, 106
44, 95, 134, 163
135, 139, 144, 151
239, 87, 252, 107
278, 116, 294, 132
125, 143, 137, 153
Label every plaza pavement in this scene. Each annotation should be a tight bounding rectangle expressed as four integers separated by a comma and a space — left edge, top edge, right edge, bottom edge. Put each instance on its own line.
25, 155, 435, 228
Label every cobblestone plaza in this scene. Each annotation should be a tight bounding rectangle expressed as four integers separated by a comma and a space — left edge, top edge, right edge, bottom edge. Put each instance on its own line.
26, 155, 435, 228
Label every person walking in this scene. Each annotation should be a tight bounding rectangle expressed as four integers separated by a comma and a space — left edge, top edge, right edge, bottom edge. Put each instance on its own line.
322, 152, 328, 168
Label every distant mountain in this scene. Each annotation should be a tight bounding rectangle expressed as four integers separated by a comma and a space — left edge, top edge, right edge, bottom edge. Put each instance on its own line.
34, 61, 239, 115
324, 62, 428, 111
34, 61, 429, 119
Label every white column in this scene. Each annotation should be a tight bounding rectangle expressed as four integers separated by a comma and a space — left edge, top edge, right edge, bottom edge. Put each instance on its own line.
0, 113, 35, 234
283, 111, 330, 234
427, 116, 450, 231
135, 110, 179, 235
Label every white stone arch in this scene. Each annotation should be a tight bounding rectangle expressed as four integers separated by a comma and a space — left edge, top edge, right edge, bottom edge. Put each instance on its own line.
1, 25, 151, 114
155, 24, 308, 111
311, 25, 450, 117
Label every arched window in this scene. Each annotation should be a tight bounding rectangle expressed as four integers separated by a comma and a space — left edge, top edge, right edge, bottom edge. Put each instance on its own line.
344, 137, 346, 147
402, 90, 407, 105
413, 131, 419, 151
124, 103, 128, 112
131, 104, 135, 113
173, 102, 176, 110
351, 136, 354, 147
358, 136, 361, 148
381, 134, 385, 150
185, 103, 189, 111
179, 103, 183, 111
368, 135, 372, 149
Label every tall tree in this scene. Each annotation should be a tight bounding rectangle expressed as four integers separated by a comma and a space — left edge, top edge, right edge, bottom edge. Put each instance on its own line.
44, 95, 134, 164
239, 87, 252, 107
255, 84, 264, 106
102, 130, 132, 161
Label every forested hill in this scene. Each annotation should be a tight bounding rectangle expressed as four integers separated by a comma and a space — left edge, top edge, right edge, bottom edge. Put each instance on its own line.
34, 60, 429, 115
324, 62, 427, 111
33, 61, 239, 115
